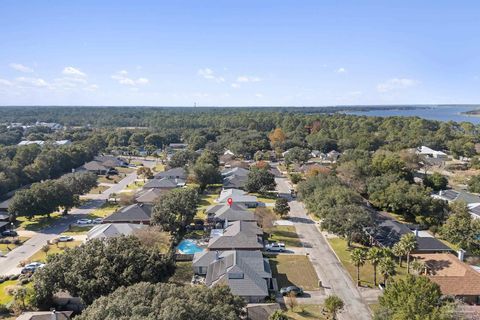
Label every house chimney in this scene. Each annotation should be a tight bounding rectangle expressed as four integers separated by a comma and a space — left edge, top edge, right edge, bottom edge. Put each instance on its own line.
458, 249, 466, 262
414, 229, 419, 237
215, 250, 220, 261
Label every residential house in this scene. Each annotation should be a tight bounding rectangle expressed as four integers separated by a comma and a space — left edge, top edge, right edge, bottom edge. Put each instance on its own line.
135, 188, 165, 204
468, 204, 480, 220
208, 221, 263, 251
0, 221, 11, 233
154, 167, 187, 180
206, 203, 256, 224
143, 177, 185, 190
77, 161, 109, 175
413, 253, 480, 304
222, 167, 250, 189
169, 143, 188, 149
16, 311, 73, 320
0, 198, 11, 215
87, 223, 147, 240
103, 203, 152, 224
367, 213, 453, 253
432, 189, 480, 205
246, 304, 281, 320
77, 155, 127, 175
310, 150, 323, 158
193, 250, 272, 303
17, 140, 45, 146
218, 189, 258, 208
416, 146, 448, 159
326, 150, 341, 162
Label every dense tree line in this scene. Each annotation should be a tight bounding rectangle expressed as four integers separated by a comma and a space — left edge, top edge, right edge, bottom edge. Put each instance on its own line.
33, 236, 174, 307
0, 133, 105, 197
8, 172, 97, 219
76, 282, 245, 320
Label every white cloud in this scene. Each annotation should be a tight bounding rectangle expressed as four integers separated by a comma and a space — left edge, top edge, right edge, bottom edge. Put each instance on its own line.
0, 79, 13, 86
9, 63, 33, 73
255, 93, 264, 98
197, 68, 225, 83
62, 66, 86, 77
231, 83, 240, 88
336, 67, 347, 74
377, 78, 418, 92
16, 77, 50, 88
236, 75, 261, 83
111, 70, 149, 86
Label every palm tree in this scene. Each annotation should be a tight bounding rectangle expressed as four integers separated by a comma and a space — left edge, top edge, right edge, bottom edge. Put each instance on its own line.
411, 260, 426, 275
350, 248, 366, 286
367, 247, 383, 286
399, 233, 417, 274
324, 295, 344, 320
392, 242, 406, 267
378, 256, 396, 287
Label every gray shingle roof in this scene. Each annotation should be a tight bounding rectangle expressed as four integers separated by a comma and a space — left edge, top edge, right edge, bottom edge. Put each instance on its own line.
207, 204, 256, 222
103, 204, 152, 223
221, 167, 250, 177
143, 177, 185, 189
87, 223, 147, 240
208, 221, 263, 250
205, 250, 271, 298
223, 175, 247, 189
135, 188, 165, 204
154, 167, 187, 179
218, 189, 257, 204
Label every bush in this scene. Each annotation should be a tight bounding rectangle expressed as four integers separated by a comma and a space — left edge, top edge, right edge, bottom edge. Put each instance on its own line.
0, 278, 4, 284
9, 274, 19, 281
20, 278, 30, 285
289, 173, 303, 184
0, 303, 9, 314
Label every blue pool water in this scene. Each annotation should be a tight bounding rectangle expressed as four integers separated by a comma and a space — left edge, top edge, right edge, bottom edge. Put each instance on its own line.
177, 239, 204, 254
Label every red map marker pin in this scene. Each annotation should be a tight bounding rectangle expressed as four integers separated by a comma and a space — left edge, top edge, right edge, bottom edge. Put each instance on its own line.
227, 198, 233, 207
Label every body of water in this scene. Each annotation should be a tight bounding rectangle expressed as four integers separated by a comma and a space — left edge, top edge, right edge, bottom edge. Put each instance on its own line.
176, 239, 204, 254
346, 106, 480, 124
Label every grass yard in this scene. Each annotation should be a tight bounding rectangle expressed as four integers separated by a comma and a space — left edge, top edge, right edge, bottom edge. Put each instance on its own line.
251, 192, 277, 204
328, 238, 408, 288
153, 163, 165, 172
0, 280, 17, 305
61, 225, 92, 235
196, 193, 218, 220
28, 241, 82, 263
97, 174, 125, 184
269, 255, 319, 291
168, 261, 194, 285
16, 212, 62, 231
124, 180, 145, 191
88, 185, 109, 194
117, 167, 134, 174
0, 237, 29, 253
87, 202, 120, 219
286, 304, 327, 320
268, 226, 302, 247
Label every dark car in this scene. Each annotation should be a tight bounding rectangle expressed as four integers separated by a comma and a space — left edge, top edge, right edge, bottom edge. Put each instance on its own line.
280, 286, 304, 296
1, 230, 17, 237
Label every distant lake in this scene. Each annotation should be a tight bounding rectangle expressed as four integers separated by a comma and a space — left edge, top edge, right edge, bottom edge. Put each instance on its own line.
346, 106, 480, 124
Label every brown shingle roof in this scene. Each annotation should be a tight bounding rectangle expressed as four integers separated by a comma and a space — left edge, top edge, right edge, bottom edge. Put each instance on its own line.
413, 253, 480, 296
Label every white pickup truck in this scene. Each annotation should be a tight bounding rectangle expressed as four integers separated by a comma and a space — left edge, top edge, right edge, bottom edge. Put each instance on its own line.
265, 242, 286, 252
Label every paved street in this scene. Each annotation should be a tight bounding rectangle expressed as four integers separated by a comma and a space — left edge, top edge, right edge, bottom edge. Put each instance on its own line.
275, 177, 372, 320
0, 171, 137, 276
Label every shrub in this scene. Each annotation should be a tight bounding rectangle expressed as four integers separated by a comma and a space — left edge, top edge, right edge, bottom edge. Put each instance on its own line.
9, 274, 19, 281
20, 279, 30, 285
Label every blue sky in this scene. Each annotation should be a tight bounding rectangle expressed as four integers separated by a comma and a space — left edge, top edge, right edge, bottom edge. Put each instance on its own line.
1, 0, 480, 106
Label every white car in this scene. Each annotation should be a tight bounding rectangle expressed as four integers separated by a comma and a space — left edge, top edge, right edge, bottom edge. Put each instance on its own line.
58, 236, 74, 242
76, 219, 92, 225
92, 218, 103, 224
21, 262, 45, 274
265, 242, 286, 252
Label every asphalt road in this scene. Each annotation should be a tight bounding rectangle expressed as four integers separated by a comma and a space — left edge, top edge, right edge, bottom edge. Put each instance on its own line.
275, 177, 372, 320
0, 171, 137, 276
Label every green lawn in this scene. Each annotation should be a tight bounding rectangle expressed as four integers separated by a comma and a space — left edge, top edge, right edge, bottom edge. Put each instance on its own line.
268, 226, 302, 247
0, 280, 17, 305
0, 237, 29, 253
16, 212, 62, 231
269, 255, 320, 291
97, 174, 125, 184
61, 225, 93, 235
124, 180, 145, 191
153, 163, 165, 173
87, 202, 120, 219
117, 167, 134, 174
251, 192, 277, 204
168, 261, 193, 285
328, 238, 408, 288
196, 193, 218, 220
28, 241, 82, 263
286, 304, 327, 320
88, 185, 109, 194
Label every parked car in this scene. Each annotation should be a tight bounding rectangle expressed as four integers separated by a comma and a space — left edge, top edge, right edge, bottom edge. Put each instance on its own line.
76, 219, 92, 225
265, 242, 285, 252
21, 262, 45, 274
57, 236, 74, 242
280, 286, 304, 296
92, 218, 103, 224
1, 230, 17, 237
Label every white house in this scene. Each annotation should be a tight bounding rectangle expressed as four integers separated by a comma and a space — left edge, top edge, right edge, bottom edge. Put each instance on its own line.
416, 146, 448, 159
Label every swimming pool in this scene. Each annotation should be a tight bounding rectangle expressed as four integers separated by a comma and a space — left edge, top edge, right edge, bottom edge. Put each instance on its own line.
177, 239, 204, 254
